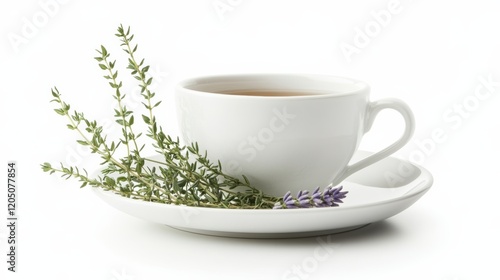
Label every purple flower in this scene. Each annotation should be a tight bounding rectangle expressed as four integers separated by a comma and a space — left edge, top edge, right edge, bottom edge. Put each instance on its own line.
282, 191, 297, 209
273, 186, 348, 209
297, 190, 311, 208
311, 187, 324, 207
322, 186, 348, 207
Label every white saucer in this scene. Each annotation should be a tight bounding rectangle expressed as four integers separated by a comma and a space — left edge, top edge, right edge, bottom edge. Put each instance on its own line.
93, 151, 432, 238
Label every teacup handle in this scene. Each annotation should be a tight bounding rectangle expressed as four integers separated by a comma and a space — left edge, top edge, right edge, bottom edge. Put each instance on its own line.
335, 98, 415, 184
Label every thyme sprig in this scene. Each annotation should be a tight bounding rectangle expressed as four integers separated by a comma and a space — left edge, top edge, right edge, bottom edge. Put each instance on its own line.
41, 24, 347, 209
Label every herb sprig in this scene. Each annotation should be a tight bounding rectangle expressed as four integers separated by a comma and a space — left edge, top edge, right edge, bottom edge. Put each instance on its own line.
41, 25, 347, 209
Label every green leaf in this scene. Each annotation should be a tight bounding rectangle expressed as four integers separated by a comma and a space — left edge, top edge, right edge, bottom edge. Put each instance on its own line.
51, 87, 59, 95
172, 177, 180, 193
105, 176, 116, 187
54, 108, 65, 115
117, 176, 127, 183
206, 194, 215, 203
99, 64, 107, 70
135, 157, 144, 173
242, 175, 250, 185
41, 162, 52, 172
77, 140, 88, 146
62, 102, 70, 111
100, 45, 108, 56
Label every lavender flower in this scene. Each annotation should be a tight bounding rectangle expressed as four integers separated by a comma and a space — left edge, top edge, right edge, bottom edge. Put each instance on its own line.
282, 191, 297, 209
273, 186, 348, 209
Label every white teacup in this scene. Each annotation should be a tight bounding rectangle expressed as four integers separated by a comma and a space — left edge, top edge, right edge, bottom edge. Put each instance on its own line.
175, 74, 415, 196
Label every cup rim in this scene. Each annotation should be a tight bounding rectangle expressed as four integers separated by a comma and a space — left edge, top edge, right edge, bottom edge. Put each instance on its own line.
175, 73, 370, 99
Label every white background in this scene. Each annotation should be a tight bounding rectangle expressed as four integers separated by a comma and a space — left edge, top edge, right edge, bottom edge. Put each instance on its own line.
1, 0, 499, 279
